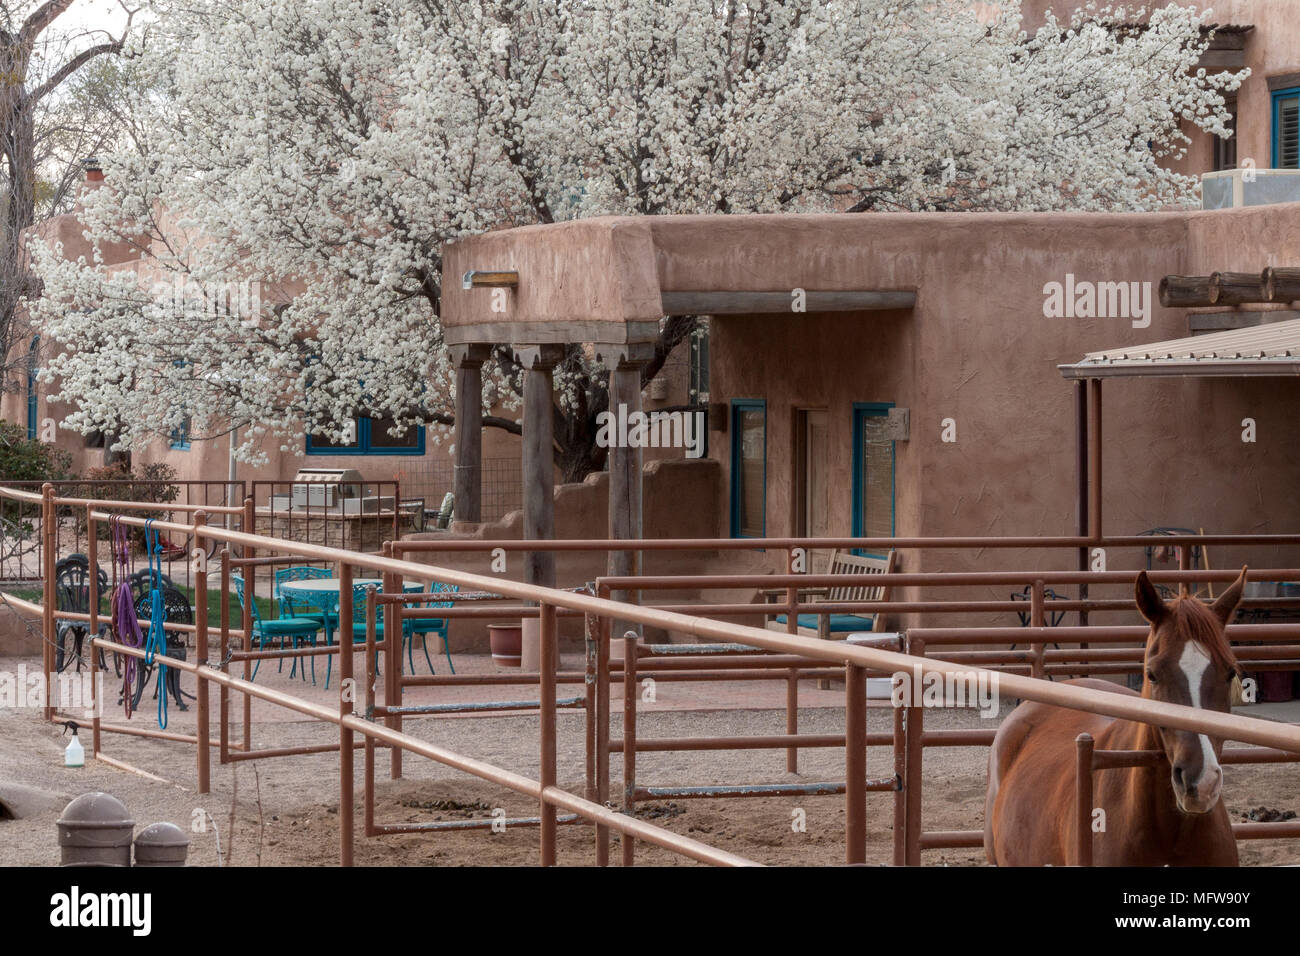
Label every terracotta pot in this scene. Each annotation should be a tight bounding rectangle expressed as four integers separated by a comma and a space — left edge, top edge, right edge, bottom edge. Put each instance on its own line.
488, 624, 522, 668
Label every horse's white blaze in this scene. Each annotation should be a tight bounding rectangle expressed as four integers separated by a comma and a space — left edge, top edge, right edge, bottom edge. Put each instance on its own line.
1178, 642, 1220, 782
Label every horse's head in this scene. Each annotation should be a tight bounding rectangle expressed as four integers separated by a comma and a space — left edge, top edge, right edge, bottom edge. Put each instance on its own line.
1134, 567, 1247, 814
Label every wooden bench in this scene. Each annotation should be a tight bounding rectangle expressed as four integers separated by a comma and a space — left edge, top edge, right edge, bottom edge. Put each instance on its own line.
763, 548, 896, 639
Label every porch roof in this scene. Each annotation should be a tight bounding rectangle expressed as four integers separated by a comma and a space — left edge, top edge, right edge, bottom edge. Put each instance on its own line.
1059, 317, 1300, 379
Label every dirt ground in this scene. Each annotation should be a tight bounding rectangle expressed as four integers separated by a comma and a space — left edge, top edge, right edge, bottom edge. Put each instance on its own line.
2, 652, 1298, 867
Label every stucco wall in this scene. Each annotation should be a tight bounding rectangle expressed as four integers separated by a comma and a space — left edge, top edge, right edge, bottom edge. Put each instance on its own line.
708, 204, 1300, 627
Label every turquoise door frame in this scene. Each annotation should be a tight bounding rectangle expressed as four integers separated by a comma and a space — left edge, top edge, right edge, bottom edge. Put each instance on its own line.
729, 398, 766, 538
851, 402, 895, 557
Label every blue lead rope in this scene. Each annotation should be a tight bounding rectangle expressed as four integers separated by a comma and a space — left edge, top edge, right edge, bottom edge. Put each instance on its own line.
143, 519, 169, 729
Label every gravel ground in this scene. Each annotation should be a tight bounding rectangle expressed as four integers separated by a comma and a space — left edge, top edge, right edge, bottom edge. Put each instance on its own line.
2, 653, 1297, 867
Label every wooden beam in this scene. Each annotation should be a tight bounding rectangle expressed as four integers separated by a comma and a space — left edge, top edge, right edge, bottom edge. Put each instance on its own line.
452, 346, 489, 524
660, 290, 915, 315
1189, 310, 1300, 334
1159, 275, 1214, 309
1210, 271, 1267, 307
1263, 268, 1300, 304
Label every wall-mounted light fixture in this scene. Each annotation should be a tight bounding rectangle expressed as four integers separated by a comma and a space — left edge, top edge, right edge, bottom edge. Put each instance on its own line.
461, 270, 520, 290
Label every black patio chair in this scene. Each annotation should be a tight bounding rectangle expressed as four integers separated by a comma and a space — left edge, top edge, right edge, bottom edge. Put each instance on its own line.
53, 554, 109, 673
126, 585, 192, 713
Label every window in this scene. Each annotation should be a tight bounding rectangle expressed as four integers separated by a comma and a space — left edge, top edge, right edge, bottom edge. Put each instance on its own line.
170, 359, 192, 449
25, 336, 38, 440
729, 399, 766, 538
169, 416, 192, 450
1273, 87, 1300, 169
1213, 98, 1238, 172
852, 403, 895, 556
306, 414, 425, 456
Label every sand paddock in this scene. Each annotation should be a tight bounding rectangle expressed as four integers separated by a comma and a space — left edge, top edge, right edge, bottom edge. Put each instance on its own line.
2, 652, 1297, 867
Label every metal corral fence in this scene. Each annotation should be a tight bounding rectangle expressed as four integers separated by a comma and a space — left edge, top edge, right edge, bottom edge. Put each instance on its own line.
12, 481, 1300, 866
0, 480, 245, 584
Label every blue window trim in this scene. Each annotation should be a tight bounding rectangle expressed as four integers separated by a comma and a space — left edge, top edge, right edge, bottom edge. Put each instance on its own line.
305, 416, 426, 457
25, 336, 39, 441
729, 399, 766, 538
169, 420, 192, 451
1272, 86, 1300, 169
851, 402, 896, 558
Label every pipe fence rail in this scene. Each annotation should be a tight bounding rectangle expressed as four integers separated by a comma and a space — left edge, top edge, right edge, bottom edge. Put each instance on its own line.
10, 482, 1300, 866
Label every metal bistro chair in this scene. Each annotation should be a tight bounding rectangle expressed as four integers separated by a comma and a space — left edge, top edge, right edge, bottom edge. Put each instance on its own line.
232, 575, 323, 682
53, 554, 109, 673
275, 566, 333, 674
402, 581, 458, 674
129, 584, 192, 712
325, 582, 389, 690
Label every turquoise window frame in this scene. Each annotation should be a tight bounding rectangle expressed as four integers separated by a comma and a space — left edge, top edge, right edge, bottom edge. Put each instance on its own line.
25, 336, 38, 440
729, 399, 767, 538
305, 415, 426, 457
1272, 86, 1300, 169
851, 402, 896, 558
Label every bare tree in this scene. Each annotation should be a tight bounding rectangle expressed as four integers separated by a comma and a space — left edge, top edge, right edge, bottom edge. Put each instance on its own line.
1, 0, 136, 385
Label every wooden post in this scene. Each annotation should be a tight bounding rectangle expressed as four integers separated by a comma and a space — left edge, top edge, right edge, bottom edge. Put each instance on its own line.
521, 345, 564, 589
88, 510, 101, 756
452, 345, 490, 525
845, 662, 867, 864
608, 357, 647, 642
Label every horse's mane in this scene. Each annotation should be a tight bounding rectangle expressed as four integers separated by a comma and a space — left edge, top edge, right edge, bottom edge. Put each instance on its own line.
1155, 595, 1240, 673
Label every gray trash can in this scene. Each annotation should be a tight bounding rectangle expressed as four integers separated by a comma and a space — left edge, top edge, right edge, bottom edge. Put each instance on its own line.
56, 792, 135, 867
133, 822, 190, 867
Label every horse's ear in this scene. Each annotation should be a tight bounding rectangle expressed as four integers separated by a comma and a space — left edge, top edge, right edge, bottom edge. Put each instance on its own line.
1135, 571, 1167, 624
1211, 566, 1248, 627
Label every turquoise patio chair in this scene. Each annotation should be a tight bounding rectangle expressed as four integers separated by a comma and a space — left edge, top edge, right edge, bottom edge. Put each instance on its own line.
232, 575, 324, 683
402, 581, 458, 675
325, 582, 387, 690
275, 566, 333, 644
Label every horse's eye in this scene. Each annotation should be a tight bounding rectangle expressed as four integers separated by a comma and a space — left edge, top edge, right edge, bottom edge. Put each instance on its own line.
1146, 670, 1159, 685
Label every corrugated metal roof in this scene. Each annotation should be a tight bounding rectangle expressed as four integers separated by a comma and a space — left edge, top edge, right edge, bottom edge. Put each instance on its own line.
1059, 318, 1300, 379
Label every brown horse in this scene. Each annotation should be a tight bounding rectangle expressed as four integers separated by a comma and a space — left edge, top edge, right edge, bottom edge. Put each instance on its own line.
984, 567, 1247, 866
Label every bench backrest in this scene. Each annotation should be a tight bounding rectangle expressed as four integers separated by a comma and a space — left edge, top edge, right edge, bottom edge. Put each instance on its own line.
824, 549, 895, 604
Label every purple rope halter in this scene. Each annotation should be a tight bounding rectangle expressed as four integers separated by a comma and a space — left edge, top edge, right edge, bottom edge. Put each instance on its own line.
110, 516, 143, 718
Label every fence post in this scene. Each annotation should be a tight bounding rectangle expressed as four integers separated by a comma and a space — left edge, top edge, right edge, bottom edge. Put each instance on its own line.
42, 483, 54, 721
338, 561, 354, 867
584, 613, 597, 805
240, 497, 254, 753
1030, 578, 1046, 680
904, 636, 925, 866
1075, 733, 1095, 867
786, 545, 799, 772
88, 508, 101, 756
539, 602, 558, 865
892, 702, 906, 865
382, 543, 402, 780
845, 662, 867, 864
365, 586, 378, 838
219, 547, 231, 763
622, 630, 638, 867
595, 586, 612, 867
194, 511, 210, 794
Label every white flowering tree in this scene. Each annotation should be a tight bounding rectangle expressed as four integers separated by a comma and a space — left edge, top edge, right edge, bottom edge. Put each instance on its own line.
28, 0, 1241, 480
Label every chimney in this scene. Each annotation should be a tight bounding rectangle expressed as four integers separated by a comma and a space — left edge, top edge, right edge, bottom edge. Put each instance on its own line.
83, 157, 104, 183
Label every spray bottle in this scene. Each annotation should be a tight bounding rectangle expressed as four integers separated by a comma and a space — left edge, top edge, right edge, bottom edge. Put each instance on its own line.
62, 721, 84, 768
